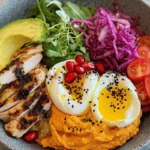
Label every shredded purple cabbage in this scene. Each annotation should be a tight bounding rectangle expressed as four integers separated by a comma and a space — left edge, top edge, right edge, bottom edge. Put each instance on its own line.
72, 2, 142, 71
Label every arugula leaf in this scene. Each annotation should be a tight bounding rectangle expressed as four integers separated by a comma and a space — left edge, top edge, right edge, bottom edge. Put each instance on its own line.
62, 1, 95, 19
63, 1, 87, 19
56, 10, 70, 23
46, 50, 63, 57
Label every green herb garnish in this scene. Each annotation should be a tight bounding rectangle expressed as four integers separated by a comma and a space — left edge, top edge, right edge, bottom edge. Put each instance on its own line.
30, 0, 95, 67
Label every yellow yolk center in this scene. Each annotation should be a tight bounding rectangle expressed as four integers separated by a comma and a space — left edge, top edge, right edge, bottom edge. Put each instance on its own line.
98, 83, 132, 121
63, 75, 84, 101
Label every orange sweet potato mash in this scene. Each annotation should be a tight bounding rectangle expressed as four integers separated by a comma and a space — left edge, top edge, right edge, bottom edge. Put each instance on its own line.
37, 105, 142, 150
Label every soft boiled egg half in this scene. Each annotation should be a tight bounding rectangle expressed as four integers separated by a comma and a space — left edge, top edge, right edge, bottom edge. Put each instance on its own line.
92, 71, 141, 128
46, 60, 99, 116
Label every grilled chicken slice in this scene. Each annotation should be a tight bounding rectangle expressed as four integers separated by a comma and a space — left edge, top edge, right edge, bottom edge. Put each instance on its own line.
0, 68, 46, 112
12, 45, 43, 60
5, 88, 51, 138
0, 68, 42, 104
0, 53, 43, 85
0, 88, 42, 123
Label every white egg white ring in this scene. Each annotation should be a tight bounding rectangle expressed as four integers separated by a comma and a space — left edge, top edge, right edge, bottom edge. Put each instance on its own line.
92, 72, 141, 128
46, 60, 99, 116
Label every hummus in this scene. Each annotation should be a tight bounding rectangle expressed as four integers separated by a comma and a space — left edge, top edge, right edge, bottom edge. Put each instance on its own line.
37, 105, 142, 150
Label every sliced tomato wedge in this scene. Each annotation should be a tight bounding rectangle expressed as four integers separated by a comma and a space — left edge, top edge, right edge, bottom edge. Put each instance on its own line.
137, 45, 150, 61
137, 36, 150, 47
137, 83, 150, 105
145, 75, 150, 98
127, 58, 150, 81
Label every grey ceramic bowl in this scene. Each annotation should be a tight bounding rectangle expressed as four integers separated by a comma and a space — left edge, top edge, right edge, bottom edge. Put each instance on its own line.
0, 0, 150, 150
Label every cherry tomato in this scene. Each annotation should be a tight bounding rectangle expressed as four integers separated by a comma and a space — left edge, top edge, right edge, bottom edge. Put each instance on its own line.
75, 55, 85, 64
66, 61, 75, 72
127, 58, 150, 81
95, 62, 105, 74
82, 62, 95, 71
137, 36, 150, 47
75, 65, 85, 74
134, 80, 144, 89
137, 83, 150, 105
142, 105, 150, 113
137, 45, 150, 61
145, 75, 150, 98
65, 72, 77, 83
23, 131, 38, 143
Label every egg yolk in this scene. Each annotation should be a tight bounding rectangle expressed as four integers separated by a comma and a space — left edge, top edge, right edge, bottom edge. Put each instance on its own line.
98, 83, 132, 121
63, 75, 84, 101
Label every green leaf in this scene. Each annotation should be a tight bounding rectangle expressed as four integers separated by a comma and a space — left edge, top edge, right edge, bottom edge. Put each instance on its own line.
80, 47, 86, 53
80, 6, 93, 19
84, 52, 90, 61
63, 1, 87, 19
46, 0, 62, 8
51, 40, 57, 46
67, 51, 82, 59
45, 57, 66, 67
56, 10, 70, 23
46, 50, 63, 57
62, 49, 67, 56
89, 7, 97, 15
70, 43, 77, 51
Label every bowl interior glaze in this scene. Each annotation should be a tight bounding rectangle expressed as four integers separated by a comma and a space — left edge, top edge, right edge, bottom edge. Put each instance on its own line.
0, 0, 150, 150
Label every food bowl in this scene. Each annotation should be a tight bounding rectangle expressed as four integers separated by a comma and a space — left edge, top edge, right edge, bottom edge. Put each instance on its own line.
0, 0, 150, 149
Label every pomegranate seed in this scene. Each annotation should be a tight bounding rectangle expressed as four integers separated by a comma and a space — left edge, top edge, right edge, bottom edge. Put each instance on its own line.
66, 61, 75, 72
65, 72, 77, 83
23, 131, 38, 143
75, 65, 85, 74
75, 55, 85, 64
95, 63, 105, 74
82, 62, 95, 71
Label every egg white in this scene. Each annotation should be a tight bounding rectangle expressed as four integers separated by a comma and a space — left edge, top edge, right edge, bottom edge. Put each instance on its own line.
91, 72, 141, 128
46, 60, 99, 116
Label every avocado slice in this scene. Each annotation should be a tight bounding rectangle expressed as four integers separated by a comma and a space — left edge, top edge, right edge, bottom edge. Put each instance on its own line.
0, 18, 48, 70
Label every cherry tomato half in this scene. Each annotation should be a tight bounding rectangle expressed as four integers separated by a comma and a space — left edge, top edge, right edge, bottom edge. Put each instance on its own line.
145, 75, 150, 98
137, 36, 150, 47
142, 105, 150, 113
127, 58, 150, 81
137, 83, 150, 105
137, 45, 150, 61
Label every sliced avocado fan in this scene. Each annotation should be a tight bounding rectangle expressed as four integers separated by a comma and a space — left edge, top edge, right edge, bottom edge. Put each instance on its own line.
0, 18, 48, 70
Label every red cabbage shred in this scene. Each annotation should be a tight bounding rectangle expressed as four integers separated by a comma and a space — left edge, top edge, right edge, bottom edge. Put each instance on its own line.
72, 3, 142, 71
